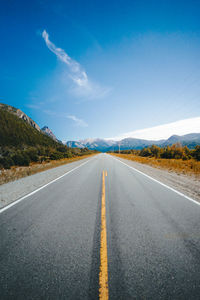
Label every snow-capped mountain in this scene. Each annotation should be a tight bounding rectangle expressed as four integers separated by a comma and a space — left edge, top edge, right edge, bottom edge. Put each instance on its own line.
65, 133, 200, 152
66, 138, 115, 151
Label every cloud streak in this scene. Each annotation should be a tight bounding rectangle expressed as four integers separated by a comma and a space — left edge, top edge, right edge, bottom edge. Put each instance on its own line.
27, 104, 88, 127
107, 117, 200, 141
67, 115, 88, 127
42, 30, 109, 99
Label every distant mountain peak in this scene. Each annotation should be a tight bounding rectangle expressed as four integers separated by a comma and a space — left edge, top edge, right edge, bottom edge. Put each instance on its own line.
41, 126, 58, 142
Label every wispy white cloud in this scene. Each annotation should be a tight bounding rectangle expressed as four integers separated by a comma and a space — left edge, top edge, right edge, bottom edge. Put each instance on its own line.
107, 117, 200, 141
42, 30, 110, 99
27, 104, 88, 127
26, 104, 88, 138
67, 115, 88, 127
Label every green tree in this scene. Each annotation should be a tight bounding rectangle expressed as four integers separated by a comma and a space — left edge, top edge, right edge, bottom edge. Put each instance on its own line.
193, 145, 200, 161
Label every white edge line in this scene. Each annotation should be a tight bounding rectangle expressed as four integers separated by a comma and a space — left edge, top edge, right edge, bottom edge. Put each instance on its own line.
0, 157, 95, 214
110, 155, 200, 207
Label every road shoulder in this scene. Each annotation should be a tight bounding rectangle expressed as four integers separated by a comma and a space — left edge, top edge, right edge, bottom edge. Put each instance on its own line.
109, 154, 200, 203
0, 156, 96, 209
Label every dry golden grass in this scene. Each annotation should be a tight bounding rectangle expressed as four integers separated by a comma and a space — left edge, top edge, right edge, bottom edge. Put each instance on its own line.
0, 154, 96, 185
111, 153, 200, 178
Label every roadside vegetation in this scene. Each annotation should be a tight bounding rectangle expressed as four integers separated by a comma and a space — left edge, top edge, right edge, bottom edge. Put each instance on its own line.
0, 145, 96, 170
0, 154, 97, 185
110, 143, 200, 177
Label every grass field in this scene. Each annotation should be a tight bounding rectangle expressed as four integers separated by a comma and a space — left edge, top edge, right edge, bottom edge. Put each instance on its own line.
111, 153, 200, 178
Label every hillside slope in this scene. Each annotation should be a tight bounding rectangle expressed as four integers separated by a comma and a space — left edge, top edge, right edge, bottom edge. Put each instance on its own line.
0, 104, 94, 169
0, 103, 40, 131
0, 109, 58, 147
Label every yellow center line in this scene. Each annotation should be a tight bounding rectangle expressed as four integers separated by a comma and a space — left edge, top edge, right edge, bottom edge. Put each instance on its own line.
99, 170, 109, 300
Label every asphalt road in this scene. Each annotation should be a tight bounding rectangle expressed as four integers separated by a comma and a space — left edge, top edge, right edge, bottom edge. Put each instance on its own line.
0, 153, 199, 299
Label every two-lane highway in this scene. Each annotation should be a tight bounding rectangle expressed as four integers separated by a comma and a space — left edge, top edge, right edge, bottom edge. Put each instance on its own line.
0, 154, 200, 299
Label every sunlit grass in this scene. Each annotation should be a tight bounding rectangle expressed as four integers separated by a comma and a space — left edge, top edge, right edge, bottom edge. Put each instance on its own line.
111, 153, 200, 177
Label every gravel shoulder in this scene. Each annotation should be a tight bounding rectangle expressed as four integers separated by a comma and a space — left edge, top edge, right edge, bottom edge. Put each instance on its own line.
113, 155, 200, 203
0, 156, 95, 209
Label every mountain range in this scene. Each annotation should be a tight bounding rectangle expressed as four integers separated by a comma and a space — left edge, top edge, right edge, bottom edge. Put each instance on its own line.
66, 133, 200, 152
1, 103, 199, 152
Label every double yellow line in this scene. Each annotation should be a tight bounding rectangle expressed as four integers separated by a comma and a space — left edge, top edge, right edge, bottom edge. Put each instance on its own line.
99, 170, 109, 300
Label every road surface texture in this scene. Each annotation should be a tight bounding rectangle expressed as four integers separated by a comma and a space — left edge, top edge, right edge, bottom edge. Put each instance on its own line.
0, 154, 199, 299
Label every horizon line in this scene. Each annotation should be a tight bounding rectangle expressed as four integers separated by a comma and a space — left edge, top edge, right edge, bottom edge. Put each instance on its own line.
103, 117, 200, 142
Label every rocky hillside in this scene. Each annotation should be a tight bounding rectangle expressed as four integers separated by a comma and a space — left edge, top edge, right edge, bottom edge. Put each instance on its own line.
0, 107, 59, 148
0, 103, 59, 143
0, 103, 40, 131
41, 126, 58, 142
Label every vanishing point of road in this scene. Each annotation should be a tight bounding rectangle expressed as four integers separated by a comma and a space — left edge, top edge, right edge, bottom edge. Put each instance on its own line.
0, 154, 200, 299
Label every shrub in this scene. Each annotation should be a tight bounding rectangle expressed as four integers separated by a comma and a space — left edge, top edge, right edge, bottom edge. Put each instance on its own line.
56, 146, 68, 153
12, 152, 30, 166
49, 152, 64, 160
25, 148, 39, 162
193, 145, 200, 161
63, 152, 73, 158
0, 157, 14, 169
150, 145, 160, 158
140, 147, 152, 157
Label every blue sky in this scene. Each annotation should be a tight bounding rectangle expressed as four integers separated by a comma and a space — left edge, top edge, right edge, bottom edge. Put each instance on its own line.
1, 0, 200, 141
